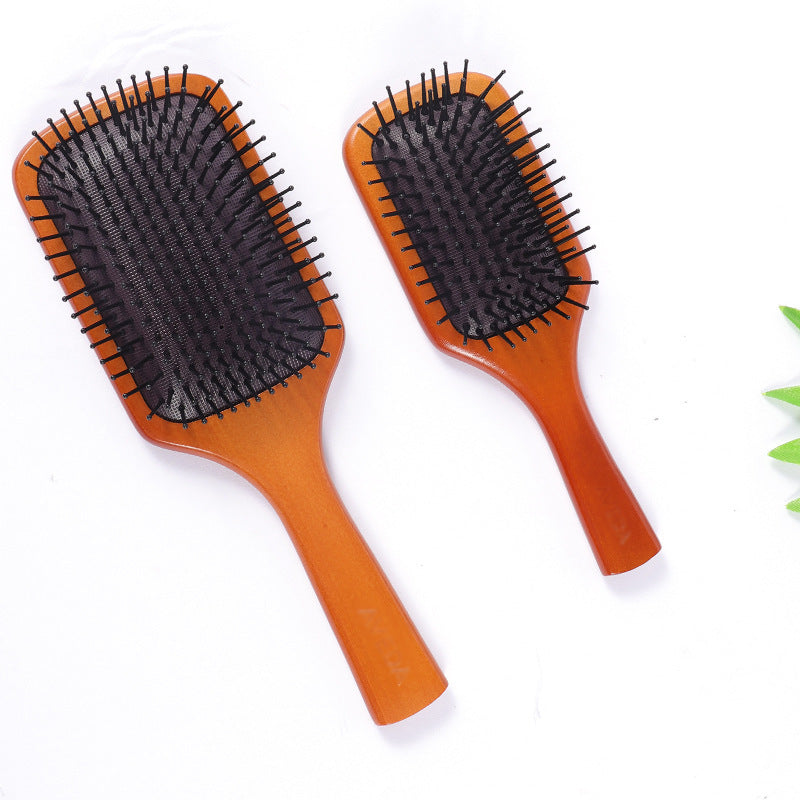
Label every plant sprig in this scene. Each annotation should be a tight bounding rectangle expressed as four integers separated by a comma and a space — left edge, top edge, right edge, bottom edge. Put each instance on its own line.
766, 306, 800, 510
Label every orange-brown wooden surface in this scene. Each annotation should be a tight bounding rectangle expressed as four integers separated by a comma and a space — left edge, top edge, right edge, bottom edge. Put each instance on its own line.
343, 71, 660, 575
14, 71, 446, 724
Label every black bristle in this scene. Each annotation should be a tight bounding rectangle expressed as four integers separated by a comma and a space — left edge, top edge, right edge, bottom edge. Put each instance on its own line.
367, 62, 594, 345
27, 69, 328, 425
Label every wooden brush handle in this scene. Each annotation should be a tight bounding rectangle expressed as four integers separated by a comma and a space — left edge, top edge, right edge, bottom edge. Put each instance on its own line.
232, 430, 447, 724
519, 361, 660, 575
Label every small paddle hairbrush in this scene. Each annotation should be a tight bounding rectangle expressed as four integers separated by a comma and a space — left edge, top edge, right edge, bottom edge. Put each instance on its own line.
14, 67, 446, 724
343, 60, 660, 575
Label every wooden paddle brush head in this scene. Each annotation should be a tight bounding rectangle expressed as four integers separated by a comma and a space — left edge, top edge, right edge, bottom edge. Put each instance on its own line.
342, 60, 596, 373
344, 61, 660, 575
14, 66, 343, 447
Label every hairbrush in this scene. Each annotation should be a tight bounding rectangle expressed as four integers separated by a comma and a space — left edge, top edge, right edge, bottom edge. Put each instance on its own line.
343, 60, 660, 575
13, 66, 446, 724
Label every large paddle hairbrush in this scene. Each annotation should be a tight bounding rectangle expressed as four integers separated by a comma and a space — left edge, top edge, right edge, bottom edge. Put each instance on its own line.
13, 67, 446, 724
343, 61, 660, 575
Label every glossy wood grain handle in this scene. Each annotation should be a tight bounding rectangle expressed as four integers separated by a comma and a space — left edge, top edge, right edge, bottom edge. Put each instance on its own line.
521, 363, 661, 575
236, 436, 447, 724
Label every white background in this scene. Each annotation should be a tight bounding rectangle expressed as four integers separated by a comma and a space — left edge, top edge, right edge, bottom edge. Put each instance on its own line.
1, 1, 799, 797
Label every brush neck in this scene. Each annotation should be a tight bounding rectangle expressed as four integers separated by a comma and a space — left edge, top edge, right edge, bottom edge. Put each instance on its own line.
202, 400, 447, 724
508, 347, 660, 576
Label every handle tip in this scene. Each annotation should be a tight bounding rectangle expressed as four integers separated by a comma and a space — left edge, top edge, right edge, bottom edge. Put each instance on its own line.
595, 530, 661, 576
366, 664, 449, 726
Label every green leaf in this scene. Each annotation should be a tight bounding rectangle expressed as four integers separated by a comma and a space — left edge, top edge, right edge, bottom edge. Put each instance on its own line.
769, 439, 800, 463
780, 306, 800, 331
787, 498, 800, 513
765, 386, 800, 406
